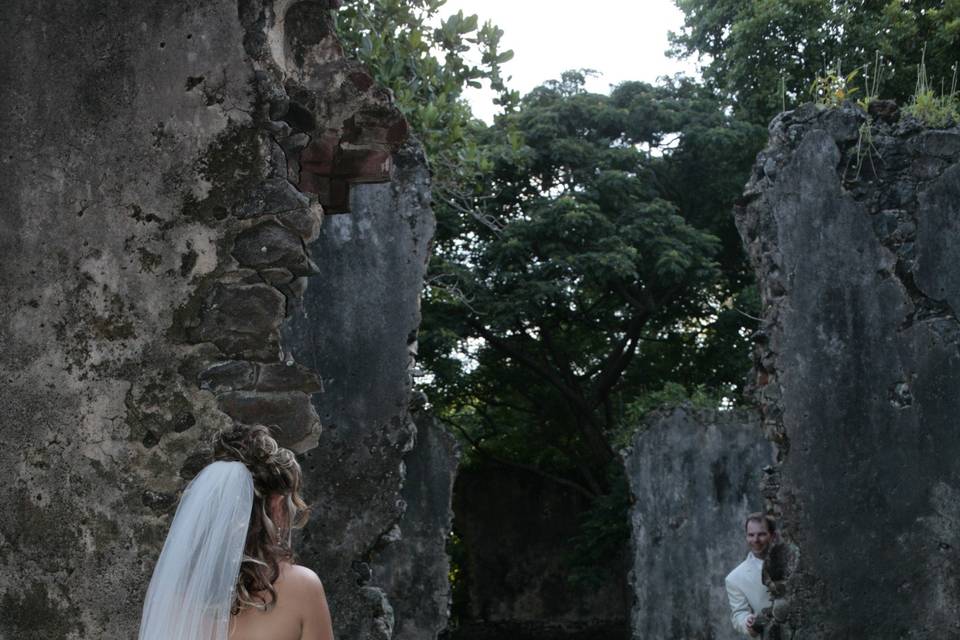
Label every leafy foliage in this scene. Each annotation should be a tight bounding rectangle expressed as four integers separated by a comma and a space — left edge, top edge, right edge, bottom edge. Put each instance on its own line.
810, 66, 861, 107
670, 0, 960, 124
420, 72, 763, 495
338, 7, 763, 497
336, 0, 517, 226
565, 464, 632, 589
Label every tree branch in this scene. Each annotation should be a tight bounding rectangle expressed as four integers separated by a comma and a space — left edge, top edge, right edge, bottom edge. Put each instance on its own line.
440, 416, 598, 500
539, 322, 583, 394
590, 311, 648, 410
465, 317, 593, 416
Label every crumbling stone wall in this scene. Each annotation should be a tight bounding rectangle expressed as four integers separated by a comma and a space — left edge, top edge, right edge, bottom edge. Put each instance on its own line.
0, 1, 435, 638
371, 407, 460, 640
281, 135, 436, 639
623, 406, 773, 640
737, 102, 960, 637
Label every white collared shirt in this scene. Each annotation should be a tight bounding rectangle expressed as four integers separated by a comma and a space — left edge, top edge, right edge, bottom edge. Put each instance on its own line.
725, 552, 772, 635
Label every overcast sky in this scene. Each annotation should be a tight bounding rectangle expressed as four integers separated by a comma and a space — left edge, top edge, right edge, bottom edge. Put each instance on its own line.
440, 0, 697, 121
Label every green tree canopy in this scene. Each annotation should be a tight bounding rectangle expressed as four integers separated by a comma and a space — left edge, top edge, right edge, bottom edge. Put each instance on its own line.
420, 72, 763, 495
671, 0, 960, 124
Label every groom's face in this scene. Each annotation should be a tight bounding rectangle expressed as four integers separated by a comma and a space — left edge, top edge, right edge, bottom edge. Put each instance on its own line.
746, 520, 773, 557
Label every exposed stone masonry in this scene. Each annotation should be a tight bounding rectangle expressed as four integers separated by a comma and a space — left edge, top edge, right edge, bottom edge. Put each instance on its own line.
372, 407, 460, 640
181, 0, 412, 455
282, 137, 437, 639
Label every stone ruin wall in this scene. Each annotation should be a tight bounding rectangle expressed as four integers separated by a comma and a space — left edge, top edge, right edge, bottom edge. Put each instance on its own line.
737, 102, 960, 637
0, 1, 452, 638
624, 407, 773, 640
371, 408, 459, 640
280, 132, 443, 639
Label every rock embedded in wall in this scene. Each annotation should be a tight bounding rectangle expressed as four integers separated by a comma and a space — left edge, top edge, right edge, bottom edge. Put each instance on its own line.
623, 406, 773, 640
737, 103, 960, 637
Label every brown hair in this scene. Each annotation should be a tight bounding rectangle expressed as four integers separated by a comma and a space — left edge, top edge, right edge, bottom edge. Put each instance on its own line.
744, 511, 777, 534
214, 424, 310, 613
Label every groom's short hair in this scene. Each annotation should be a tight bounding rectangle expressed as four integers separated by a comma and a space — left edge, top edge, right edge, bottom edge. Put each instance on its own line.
744, 512, 777, 533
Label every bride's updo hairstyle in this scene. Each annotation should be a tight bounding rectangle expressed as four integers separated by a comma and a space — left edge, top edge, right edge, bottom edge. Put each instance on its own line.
213, 424, 310, 613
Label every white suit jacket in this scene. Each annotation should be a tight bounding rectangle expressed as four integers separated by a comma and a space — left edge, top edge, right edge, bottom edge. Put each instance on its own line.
724, 553, 772, 635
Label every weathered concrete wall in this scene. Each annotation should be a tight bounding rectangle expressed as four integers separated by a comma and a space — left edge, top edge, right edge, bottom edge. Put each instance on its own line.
623, 406, 773, 640
283, 136, 435, 638
451, 466, 628, 640
371, 407, 460, 640
737, 102, 960, 637
0, 1, 431, 638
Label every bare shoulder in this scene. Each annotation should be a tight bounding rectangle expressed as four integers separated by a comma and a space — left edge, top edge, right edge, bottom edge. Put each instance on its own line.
281, 564, 326, 597
284, 565, 334, 639
285, 563, 322, 583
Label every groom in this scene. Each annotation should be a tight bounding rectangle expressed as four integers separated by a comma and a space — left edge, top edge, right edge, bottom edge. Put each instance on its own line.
725, 512, 776, 637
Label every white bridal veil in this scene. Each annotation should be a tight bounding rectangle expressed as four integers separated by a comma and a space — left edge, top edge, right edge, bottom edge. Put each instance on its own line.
138, 461, 254, 640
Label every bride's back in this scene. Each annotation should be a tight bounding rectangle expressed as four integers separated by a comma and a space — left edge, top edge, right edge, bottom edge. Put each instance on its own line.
229, 563, 332, 640
139, 426, 333, 640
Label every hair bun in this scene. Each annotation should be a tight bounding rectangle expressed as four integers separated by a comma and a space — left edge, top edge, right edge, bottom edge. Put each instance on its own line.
248, 429, 279, 461
214, 424, 279, 467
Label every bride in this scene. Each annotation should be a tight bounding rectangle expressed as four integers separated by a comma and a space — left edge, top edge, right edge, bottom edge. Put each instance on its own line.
138, 424, 335, 640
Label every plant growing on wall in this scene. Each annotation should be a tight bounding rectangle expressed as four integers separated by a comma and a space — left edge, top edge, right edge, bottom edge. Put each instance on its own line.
903, 47, 959, 127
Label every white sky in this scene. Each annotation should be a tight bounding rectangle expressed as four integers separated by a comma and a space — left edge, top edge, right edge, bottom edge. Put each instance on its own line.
440, 0, 698, 122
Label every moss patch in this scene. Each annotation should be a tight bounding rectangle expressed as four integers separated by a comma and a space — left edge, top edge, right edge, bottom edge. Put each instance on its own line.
180, 124, 266, 223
